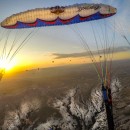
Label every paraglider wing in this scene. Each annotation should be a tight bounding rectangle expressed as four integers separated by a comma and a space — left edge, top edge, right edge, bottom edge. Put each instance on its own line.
1, 3, 116, 29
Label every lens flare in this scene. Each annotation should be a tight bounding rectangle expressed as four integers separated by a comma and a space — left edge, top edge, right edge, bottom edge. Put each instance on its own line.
0, 59, 16, 71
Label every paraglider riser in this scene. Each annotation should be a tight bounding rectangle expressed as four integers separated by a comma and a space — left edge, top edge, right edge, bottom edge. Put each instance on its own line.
102, 85, 115, 130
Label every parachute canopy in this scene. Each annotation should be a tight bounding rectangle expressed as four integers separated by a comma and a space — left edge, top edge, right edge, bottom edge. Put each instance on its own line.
1, 3, 116, 29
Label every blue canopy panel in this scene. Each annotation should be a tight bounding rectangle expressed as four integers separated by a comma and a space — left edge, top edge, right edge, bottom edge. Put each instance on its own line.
2, 12, 114, 29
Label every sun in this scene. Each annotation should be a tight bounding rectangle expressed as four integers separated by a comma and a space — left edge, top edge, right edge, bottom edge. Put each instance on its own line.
0, 59, 16, 71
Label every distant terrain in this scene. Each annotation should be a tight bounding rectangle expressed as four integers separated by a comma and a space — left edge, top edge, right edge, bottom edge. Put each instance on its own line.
0, 59, 130, 129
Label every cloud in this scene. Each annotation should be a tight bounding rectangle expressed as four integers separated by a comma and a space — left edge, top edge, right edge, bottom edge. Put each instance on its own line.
53, 46, 130, 59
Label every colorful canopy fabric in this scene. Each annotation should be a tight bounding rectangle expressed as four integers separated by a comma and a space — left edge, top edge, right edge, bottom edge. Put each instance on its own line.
1, 3, 116, 29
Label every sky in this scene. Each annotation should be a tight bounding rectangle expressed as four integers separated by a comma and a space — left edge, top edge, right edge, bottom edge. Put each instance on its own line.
0, 0, 130, 73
